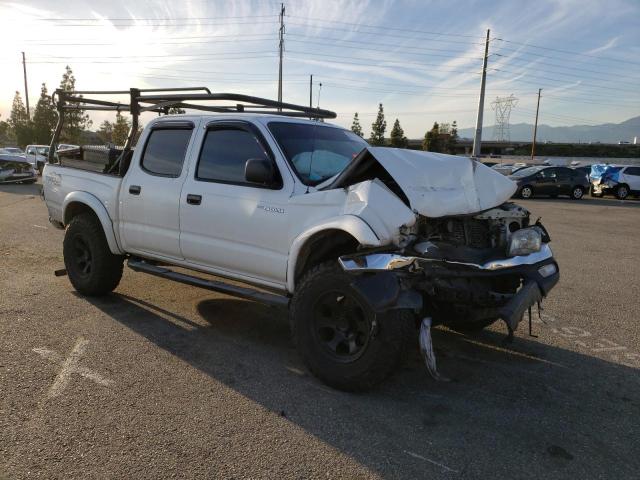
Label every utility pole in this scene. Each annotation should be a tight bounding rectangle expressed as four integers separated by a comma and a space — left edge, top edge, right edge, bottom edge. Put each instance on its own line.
22, 51, 30, 118
472, 29, 490, 158
277, 3, 285, 109
309, 74, 313, 118
531, 88, 542, 161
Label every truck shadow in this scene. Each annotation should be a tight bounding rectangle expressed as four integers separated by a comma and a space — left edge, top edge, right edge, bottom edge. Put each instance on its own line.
87, 293, 640, 478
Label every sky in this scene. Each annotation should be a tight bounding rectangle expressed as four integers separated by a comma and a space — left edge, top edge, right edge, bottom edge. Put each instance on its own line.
1, 0, 639, 139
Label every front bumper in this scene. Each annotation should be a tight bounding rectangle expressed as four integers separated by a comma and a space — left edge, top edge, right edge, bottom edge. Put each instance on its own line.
339, 244, 559, 332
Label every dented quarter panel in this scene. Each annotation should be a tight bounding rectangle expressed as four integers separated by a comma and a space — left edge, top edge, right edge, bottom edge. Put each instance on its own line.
367, 147, 518, 217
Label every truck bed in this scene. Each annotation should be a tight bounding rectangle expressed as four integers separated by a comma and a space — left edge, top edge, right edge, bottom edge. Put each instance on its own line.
43, 164, 123, 228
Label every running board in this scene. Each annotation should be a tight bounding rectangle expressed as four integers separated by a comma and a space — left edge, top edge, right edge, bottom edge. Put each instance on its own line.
127, 259, 290, 307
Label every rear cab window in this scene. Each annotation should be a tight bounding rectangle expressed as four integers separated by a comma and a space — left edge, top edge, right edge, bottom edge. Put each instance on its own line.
141, 125, 194, 177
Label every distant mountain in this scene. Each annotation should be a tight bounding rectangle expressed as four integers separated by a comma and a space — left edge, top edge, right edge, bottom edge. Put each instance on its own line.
457, 115, 640, 143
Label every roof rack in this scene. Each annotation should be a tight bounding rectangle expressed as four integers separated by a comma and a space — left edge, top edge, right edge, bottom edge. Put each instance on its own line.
48, 86, 337, 174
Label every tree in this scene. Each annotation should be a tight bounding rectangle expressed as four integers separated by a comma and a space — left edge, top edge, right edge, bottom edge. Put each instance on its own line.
369, 103, 386, 146
389, 118, 408, 148
97, 120, 114, 143
167, 107, 185, 114
31, 83, 57, 144
0, 116, 15, 145
447, 120, 459, 154
422, 122, 443, 152
59, 66, 92, 144
112, 112, 131, 146
9, 91, 32, 147
351, 112, 363, 137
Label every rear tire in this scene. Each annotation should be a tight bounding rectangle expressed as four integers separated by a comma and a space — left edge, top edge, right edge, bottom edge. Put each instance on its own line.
63, 213, 124, 296
615, 184, 629, 200
570, 186, 585, 200
290, 261, 414, 391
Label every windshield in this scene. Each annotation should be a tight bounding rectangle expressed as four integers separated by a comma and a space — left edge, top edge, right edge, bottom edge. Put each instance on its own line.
268, 122, 367, 185
36, 147, 49, 155
510, 166, 542, 178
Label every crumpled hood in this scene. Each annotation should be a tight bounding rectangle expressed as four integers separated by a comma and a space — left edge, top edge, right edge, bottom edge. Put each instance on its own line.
366, 147, 517, 217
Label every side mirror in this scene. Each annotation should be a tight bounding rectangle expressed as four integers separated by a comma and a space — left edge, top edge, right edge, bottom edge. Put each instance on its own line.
245, 158, 276, 185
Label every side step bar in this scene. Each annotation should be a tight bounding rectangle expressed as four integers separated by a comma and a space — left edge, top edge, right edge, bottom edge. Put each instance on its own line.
127, 259, 290, 307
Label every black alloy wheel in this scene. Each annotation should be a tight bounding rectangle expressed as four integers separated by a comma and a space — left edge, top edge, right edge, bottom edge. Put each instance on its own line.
311, 290, 372, 363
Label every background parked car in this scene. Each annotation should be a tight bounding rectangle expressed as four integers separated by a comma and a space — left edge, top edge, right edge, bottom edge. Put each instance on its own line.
491, 163, 514, 175
509, 166, 590, 199
590, 164, 640, 199
25, 145, 49, 174
572, 165, 592, 181
0, 147, 24, 155
0, 154, 38, 184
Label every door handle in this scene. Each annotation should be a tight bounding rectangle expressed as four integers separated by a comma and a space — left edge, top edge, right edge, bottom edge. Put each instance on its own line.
129, 185, 141, 195
186, 194, 202, 205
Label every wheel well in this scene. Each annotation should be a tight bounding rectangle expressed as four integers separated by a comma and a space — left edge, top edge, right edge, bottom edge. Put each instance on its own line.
64, 201, 96, 225
294, 229, 359, 284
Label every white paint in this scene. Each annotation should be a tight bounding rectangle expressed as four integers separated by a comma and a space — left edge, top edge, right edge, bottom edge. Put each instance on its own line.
367, 147, 517, 218
403, 450, 459, 473
33, 338, 113, 399
31, 224, 47, 230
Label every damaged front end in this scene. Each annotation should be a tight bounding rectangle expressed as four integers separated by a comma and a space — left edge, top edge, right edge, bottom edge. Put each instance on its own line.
338, 202, 559, 339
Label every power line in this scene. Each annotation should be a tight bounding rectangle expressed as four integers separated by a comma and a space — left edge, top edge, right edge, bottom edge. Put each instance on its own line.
287, 50, 483, 73
286, 38, 482, 61
492, 53, 640, 84
489, 67, 640, 94
493, 37, 640, 68
288, 15, 485, 39
35, 20, 280, 27
287, 21, 483, 46
36, 14, 279, 21
21, 54, 277, 64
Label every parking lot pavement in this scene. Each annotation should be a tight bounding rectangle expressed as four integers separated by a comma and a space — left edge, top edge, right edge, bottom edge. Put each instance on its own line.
1, 181, 639, 479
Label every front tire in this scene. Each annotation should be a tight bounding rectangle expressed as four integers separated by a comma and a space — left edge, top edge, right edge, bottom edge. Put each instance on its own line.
570, 186, 585, 200
290, 261, 414, 391
63, 213, 124, 296
520, 185, 533, 199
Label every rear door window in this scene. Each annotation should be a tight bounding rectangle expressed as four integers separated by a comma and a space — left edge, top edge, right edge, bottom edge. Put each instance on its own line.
141, 128, 193, 177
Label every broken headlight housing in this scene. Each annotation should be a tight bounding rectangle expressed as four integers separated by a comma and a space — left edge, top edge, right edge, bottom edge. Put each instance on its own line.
507, 227, 542, 257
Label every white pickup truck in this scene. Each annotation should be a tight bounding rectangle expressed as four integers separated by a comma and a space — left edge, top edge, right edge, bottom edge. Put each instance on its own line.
43, 88, 559, 390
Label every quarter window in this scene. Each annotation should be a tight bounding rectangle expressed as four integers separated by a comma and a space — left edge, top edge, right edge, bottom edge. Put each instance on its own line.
141, 128, 193, 177
624, 167, 640, 176
196, 127, 271, 184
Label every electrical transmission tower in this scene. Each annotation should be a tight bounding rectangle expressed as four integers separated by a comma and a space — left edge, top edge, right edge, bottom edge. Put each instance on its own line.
491, 94, 518, 142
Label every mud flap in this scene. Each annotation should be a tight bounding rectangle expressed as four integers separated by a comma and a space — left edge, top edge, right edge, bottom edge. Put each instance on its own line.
419, 317, 448, 382
349, 272, 422, 313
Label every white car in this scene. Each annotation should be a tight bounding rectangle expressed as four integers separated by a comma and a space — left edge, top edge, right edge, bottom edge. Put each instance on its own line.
590, 165, 640, 199
25, 144, 50, 173
43, 88, 560, 390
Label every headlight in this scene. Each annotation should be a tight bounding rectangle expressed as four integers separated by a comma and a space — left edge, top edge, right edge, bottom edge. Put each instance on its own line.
508, 227, 542, 256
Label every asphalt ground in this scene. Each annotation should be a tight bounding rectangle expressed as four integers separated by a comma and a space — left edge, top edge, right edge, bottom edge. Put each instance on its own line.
1, 181, 639, 479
